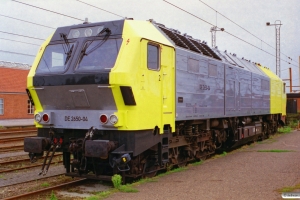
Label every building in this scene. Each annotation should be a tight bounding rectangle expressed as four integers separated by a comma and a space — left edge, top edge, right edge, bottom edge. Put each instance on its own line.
0, 61, 33, 119
286, 93, 300, 114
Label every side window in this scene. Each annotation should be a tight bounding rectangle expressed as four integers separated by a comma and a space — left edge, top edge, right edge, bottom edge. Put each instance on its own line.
283, 83, 286, 94
187, 58, 199, 73
208, 64, 217, 77
27, 99, 34, 114
0, 98, 3, 115
147, 44, 159, 70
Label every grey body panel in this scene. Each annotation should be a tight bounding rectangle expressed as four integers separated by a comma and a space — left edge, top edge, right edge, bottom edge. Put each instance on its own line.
38, 109, 118, 130
176, 48, 224, 120
175, 47, 270, 121
34, 84, 117, 129
35, 85, 116, 110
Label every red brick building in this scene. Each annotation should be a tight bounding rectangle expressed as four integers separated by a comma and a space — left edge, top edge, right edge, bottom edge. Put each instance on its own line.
0, 61, 34, 119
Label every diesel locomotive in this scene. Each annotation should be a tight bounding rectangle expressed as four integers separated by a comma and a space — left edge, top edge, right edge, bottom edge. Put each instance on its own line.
24, 19, 286, 180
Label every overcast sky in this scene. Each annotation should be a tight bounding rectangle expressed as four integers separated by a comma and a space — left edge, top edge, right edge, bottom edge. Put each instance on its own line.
1, 0, 299, 88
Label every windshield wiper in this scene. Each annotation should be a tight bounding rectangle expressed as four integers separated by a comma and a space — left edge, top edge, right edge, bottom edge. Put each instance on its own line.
60, 33, 73, 65
64, 44, 74, 65
77, 42, 90, 66
77, 28, 111, 65
85, 28, 111, 55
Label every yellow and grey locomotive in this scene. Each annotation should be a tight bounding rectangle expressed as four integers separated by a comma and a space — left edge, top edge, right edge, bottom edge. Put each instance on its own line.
24, 19, 286, 180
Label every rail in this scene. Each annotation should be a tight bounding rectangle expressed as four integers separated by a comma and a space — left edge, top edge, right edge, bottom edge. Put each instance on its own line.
2, 179, 86, 200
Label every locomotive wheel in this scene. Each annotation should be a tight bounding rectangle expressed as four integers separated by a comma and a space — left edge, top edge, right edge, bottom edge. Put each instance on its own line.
177, 153, 187, 167
199, 155, 207, 161
167, 163, 174, 171
143, 165, 158, 178
196, 151, 207, 161
142, 156, 159, 178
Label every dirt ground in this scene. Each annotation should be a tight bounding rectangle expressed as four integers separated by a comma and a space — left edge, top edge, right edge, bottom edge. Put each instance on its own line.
105, 131, 300, 200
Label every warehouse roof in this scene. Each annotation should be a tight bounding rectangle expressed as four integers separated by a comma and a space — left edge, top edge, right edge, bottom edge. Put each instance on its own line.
0, 60, 31, 70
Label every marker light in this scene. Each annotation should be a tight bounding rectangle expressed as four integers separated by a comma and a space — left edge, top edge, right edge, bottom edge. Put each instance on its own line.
84, 28, 92, 37
42, 113, 49, 122
67, 25, 104, 39
100, 114, 108, 124
109, 114, 118, 125
34, 113, 41, 122
72, 30, 80, 38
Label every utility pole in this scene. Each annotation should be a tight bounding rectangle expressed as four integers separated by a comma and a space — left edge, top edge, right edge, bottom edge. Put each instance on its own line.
210, 26, 224, 48
283, 68, 293, 93
266, 20, 282, 77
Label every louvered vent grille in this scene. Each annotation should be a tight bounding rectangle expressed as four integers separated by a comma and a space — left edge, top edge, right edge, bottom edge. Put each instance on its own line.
158, 26, 221, 60
175, 34, 201, 53
200, 43, 222, 60
159, 27, 188, 49
189, 39, 212, 57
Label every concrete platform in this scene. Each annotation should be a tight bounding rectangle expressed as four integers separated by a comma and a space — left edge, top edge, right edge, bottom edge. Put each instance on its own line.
106, 131, 300, 200
0, 119, 34, 127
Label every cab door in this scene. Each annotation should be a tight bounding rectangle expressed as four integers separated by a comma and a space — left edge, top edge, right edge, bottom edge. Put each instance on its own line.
140, 39, 175, 133
160, 44, 175, 132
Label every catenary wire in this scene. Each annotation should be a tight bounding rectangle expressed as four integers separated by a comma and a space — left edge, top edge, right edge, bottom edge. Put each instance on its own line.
198, 0, 297, 65
75, 0, 124, 18
0, 38, 40, 46
162, 0, 298, 69
11, 0, 84, 22
0, 30, 44, 41
0, 49, 35, 57
0, 14, 55, 29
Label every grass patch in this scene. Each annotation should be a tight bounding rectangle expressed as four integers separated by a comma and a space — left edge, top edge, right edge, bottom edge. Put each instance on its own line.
278, 126, 292, 134
112, 174, 138, 192
137, 177, 158, 184
161, 166, 187, 177
212, 151, 227, 159
278, 183, 300, 193
190, 160, 204, 166
86, 191, 112, 200
287, 120, 298, 129
49, 190, 58, 200
40, 182, 50, 187
111, 174, 122, 189
118, 185, 138, 193
257, 149, 295, 153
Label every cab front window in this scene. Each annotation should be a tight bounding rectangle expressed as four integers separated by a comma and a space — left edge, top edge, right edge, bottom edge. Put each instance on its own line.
36, 43, 75, 74
76, 38, 122, 72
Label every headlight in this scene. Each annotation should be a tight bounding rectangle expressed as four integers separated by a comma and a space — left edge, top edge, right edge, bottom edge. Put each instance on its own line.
34, 113, 41, 122
109, 114, 118, 125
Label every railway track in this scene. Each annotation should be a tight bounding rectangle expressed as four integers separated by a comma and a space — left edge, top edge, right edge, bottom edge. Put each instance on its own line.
0, 127, 37, 137
0, 173, 65, 188
0, 160, 64, 174
2, 178, 87, 200
0, 146, 23, 153
0, 153, 62, 165
0, 127, 37, 153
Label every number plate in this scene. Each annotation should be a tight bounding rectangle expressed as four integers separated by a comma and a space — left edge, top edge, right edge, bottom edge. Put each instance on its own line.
64, 116, 88, 122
